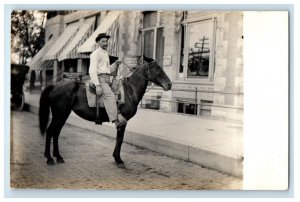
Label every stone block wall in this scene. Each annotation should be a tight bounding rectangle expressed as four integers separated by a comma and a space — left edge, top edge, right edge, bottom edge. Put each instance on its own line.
161, 11, 244, 121
45, 15, 64, 42
118, 11, 142, 76
159, 12, 177, 112
211, 12, 244, 121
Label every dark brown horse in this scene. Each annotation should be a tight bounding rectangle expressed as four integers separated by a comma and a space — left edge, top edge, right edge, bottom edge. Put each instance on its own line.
39, 59, 172, 166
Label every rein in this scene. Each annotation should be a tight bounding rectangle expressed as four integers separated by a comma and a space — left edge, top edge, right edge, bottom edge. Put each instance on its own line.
122, 61, 150, 82
122, 61, 155, 93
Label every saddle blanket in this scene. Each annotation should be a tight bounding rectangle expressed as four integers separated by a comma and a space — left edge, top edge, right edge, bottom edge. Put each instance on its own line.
86, 80, 125, 108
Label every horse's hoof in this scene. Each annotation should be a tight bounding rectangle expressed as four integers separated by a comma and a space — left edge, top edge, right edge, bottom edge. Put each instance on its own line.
116, 162, 126, 169
47, 159, 55, 165
56, 158, 65, 163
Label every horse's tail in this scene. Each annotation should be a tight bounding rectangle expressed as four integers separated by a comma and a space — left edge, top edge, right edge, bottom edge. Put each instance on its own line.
39, 85, 54, 135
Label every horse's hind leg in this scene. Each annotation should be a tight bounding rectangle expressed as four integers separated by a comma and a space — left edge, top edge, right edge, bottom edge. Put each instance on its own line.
44, 120, 56, 165
52, 120, 66, 163
44, 116, 69, 165
44, 129, 54, 165
53, 132, 64, 163
52, 112, 71, 163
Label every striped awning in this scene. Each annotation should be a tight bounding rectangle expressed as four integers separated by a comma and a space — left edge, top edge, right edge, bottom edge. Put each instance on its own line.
106, 16, 119, 57
58, 16, 96, 61
27, 37, 56, 70
43, 21, 80, 60
77, 11, 121, 54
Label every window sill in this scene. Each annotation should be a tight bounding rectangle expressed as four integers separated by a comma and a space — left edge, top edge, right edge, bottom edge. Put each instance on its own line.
173, 79, 214, 86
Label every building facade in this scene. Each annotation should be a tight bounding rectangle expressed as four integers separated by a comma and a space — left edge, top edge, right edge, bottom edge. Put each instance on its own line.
29, 10, 244, 122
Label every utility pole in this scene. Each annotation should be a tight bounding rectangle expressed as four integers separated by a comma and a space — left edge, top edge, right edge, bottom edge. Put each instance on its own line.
195, 36, 209, 76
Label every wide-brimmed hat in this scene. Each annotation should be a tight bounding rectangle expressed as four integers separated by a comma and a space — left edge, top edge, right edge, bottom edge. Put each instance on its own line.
95, 33, 110, 42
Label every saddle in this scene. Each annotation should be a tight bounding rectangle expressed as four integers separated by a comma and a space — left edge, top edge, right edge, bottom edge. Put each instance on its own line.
86, 78, 125, 108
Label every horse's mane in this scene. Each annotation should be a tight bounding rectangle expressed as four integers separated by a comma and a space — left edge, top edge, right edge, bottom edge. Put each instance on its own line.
121, 61, 152, 92
124, 55, 154, 79
123, 60, 157, 82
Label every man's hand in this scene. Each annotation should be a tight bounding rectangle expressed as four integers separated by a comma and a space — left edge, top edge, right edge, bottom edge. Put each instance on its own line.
96, 85, 102, 95
114, 60, 122, 67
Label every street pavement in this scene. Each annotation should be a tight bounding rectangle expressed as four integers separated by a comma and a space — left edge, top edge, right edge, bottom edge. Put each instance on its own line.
10, 111, 242, 190
23, 91, 243, 177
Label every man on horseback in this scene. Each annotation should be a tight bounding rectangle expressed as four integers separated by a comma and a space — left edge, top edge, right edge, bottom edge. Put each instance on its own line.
39, 40, 172, 165
89, 33, 124, 129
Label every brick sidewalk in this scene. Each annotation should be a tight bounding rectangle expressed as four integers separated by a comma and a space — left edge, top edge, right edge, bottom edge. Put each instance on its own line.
10, 111, 242, 190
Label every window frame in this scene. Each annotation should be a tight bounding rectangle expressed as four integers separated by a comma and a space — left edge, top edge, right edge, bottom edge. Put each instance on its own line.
141, 11, 164, 62
181, 17, 216, 83
176, 97, 198, 116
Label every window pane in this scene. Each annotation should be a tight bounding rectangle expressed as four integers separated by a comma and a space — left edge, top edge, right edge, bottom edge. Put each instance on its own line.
187, 21, 213, 78
156, 27, 164, 67
64, 59, 77, 72
143, 11, 157, 28
177, 103, 184, 113
185, 104, 197, 115
141, 96, 160, 110
143, 30, 154, 58
177, 102, 197, 115
179, 25, 185, 73
200, 100, 213, 117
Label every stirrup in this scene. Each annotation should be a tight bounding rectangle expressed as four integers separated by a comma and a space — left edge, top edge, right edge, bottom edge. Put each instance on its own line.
114, 120, 123, 129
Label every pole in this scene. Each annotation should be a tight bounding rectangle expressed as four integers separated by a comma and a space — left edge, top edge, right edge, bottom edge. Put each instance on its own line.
195, 87, 198, 115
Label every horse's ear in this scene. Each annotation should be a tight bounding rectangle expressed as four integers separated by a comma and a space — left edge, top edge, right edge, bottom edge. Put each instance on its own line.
143, 55, 154, 63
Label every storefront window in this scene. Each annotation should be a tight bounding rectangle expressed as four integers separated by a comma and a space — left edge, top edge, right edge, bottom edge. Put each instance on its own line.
177, 98, 213, 117
182, 19, 215, 81
63, 59, 80, 81
177, 102, 198, 115
142, 11, 164, 67
64, 59, 77, 72
141, 95, 161, 110
179, 25, 185, 73
200, 100, 213, 117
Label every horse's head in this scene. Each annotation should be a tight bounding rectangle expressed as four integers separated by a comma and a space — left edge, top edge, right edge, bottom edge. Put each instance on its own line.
146, 61, 172, 91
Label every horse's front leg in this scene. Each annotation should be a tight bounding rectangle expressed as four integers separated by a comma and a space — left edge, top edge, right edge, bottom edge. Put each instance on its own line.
113, 124, 126, 166
53, 134, 64, 163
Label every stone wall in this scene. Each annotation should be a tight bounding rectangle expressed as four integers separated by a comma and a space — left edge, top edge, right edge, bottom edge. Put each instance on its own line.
117, 11, 142, 76
45, 15, 64, 42
159, 11, 177, 112
211, 12, 244, 121
161, 11, 244, 121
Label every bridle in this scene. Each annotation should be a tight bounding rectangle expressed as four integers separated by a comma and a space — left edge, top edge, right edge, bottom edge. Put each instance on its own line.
122, 61, 155, 92
122, 60, 150, 82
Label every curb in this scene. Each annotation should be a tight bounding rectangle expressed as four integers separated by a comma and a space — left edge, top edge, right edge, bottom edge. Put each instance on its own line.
24, 103, 243, 178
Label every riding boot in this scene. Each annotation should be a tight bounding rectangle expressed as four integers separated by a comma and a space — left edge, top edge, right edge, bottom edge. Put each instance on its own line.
95, 94, 102, 125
